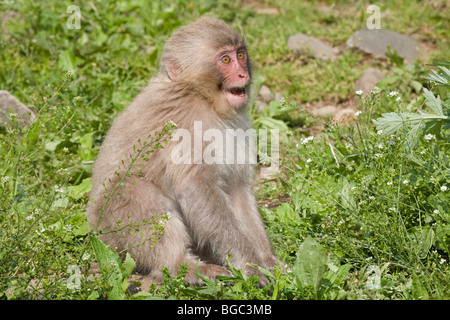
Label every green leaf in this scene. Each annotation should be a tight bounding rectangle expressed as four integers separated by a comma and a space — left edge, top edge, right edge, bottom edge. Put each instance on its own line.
58, 49, 76, 72
423, 88, 443, 115
339, 177, 356, 210
123, 253, 136, 278
67, 177, 92, 200
293, 236, 328, 297
372, 110, 448, 149
78, 132, 95, 161
90, 236, 126, 300
52, 197, 69, 208
45, 138, 63, 152
276, 203, 300, 224
253, 116, 288, 131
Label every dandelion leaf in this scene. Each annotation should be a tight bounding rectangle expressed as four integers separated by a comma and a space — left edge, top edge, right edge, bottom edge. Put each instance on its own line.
293, 236, 327, 295
67, 177, 92, 199
90, 236, 126, 300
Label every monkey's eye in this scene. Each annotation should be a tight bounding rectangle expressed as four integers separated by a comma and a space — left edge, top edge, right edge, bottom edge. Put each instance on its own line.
237, 51, 245, 60
221, 55, 231, 64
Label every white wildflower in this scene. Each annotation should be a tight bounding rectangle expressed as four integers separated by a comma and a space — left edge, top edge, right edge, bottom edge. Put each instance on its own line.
306, 158, 312, 163
354, 111, 362, 117
441, 185, 448, 192
300, 136, 314, 145
424, 134, 435, 141
355, 90, 364, 96
56, 168, 69, 176
82, 253, 91, 261
433, 210, 440, 214
371, 86, 381, 94
377, 130, 383, 135
387, 140, 396, 146
387, 181, 393, 186
389, 91, 399, 97
403, 180, 409, 185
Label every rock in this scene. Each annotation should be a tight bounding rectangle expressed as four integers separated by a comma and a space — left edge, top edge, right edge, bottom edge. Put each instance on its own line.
310, 105, 337, 117
255, 100, 269, 112
0, 90, 35, 126
335, 107, 356, 122
346, 28, 421, 62
354, 67, 385, 97
254, 7, 280, 15
287, 33, 337, 61
258, 85, 274, 103
274, 92, 283, 101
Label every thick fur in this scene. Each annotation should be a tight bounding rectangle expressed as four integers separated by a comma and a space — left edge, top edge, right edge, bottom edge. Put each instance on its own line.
87, 17, 276, 284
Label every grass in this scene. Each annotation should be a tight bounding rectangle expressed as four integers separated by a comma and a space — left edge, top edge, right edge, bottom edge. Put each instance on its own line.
0, 0, 449, 300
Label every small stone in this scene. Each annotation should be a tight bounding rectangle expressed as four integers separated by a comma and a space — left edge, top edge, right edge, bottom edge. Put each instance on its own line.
311, 105, 337, 117
254, 7, 280, 15
258, 85, 274, 103
354, 67, 385, 97
0, 90, 35, 126
255, 100, 269, 112
335, 107, 355, 121
287, 33, 337, 61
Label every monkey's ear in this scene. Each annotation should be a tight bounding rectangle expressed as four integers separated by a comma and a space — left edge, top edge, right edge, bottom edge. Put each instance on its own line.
162, 57, 179, 82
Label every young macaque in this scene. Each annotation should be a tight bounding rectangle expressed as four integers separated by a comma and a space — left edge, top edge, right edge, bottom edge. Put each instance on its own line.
87, 17, 278, 285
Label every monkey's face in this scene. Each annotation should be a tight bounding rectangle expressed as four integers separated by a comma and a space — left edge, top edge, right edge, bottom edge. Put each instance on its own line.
217, 47, 251, 109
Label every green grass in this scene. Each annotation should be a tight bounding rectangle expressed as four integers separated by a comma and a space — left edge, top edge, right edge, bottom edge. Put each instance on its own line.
0, 0, 449, 300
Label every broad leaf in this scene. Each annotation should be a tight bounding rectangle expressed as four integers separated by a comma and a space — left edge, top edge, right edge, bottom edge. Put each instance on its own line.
90, 236, 126, 300
293, 236, 328, 296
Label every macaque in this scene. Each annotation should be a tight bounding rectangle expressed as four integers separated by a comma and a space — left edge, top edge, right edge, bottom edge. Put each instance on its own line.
87, 17, 278, 285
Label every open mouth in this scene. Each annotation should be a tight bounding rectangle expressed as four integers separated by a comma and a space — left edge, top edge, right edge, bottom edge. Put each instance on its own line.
223, 85, 248, 107
227, 86, 246, 97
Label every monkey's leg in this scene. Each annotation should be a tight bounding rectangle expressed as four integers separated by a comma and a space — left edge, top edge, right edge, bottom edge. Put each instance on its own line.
229, 183, 278, 269
176, 183, 270, 270
92, 176, 229, 285
141, 208, 231, 285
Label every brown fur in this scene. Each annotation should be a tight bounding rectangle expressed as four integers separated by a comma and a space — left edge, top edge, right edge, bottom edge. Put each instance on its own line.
87, 17, 277, 285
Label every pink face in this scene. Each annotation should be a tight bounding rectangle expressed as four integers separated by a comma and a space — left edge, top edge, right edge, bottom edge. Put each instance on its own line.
217, 47, 250, 108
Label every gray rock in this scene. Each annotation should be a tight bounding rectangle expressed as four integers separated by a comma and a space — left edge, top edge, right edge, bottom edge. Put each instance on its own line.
346, 28, 421, 61
0, 90, 35, 126
335, 107, 356, 122
258, 85, 274, 103
310, 105, 337, 117
354, 67, 385, 97
288, 33, 337, 61
255, 100, 269, 112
